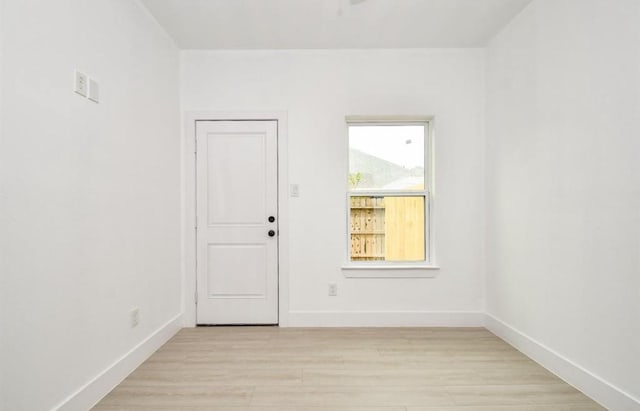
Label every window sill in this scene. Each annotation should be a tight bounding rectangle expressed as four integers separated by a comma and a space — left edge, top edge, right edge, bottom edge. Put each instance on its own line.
341, 264, 440, 278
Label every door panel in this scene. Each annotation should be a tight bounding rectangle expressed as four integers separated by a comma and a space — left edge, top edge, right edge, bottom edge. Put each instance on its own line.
196, 120, 278, 324
207, 133, 266, 225
206, 244, 267, 298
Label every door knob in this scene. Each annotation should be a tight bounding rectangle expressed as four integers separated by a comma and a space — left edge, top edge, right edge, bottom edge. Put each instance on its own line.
268, 230, 276, 237
268, 216, 276, 223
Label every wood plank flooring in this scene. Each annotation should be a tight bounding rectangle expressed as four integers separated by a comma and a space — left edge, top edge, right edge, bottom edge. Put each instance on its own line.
92, 327, 605, 410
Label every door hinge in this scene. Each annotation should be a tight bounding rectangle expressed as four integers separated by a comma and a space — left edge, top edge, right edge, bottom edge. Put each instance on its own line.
195, 216, 198, 230
195, 291, 198, 305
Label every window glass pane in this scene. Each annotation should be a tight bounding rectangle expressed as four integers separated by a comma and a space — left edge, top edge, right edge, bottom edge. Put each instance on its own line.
349, 125, 425, 191
350, 196, 425, 262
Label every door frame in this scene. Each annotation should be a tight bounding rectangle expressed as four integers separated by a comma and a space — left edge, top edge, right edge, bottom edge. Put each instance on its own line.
182, 111, 289, 327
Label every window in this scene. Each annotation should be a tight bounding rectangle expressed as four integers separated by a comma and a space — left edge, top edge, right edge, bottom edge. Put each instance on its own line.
347, 117, 433, 267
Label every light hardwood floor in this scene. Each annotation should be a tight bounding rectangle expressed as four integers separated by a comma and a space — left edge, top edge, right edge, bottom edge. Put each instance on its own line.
93, 327, 605, 410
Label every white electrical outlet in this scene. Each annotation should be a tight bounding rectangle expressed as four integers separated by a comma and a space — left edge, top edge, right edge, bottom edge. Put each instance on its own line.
328, 283, 338, 296
290, 184, 300, 197
130, 308, 140, 328
74, 70, 88, 97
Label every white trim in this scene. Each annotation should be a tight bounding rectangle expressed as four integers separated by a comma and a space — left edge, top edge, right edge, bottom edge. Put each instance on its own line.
485, 313, 640, 411
346, 115, 434, 123
348, 190, 427, 197
182, 111, 289, 327
342, 264, 441, 270
427, 117, 436, 267
54, 313, 182, 411
342, 265, 439, 278
287, 310, 484, 327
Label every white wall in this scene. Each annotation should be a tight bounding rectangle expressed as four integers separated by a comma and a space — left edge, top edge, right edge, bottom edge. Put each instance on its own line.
485, 0, 640, 408
181, 49, 486, 325
0, 1, 181, 410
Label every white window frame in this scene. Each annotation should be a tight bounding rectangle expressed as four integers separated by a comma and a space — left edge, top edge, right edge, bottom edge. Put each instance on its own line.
342, 116, 439, 276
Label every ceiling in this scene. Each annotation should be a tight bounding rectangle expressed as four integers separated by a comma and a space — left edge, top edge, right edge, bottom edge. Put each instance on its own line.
140, 0, 532, 49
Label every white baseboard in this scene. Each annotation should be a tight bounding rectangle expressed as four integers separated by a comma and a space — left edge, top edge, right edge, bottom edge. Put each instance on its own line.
287, 310, 484, 327
485, 313, 640, 411
54, 313, 183, 411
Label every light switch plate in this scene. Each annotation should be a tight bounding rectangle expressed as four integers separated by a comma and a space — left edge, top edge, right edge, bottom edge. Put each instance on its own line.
290, 184, 300, 197
74, 70, 87, 97
88, 78, 99, 103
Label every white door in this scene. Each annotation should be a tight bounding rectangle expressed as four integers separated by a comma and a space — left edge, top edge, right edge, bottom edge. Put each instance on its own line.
196, 120, 278, 324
